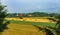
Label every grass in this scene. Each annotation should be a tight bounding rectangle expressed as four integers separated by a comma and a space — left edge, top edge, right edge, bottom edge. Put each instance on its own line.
8, 20, 56, 27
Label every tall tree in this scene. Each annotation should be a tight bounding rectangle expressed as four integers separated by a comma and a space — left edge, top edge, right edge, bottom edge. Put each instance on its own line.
0, 2, 10, 35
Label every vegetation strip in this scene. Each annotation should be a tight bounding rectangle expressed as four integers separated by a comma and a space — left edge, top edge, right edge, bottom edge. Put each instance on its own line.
7, 20, 55, 27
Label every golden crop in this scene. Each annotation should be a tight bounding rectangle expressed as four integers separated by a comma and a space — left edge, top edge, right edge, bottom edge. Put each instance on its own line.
5, 17, 54, 23
2, 23, 46, 35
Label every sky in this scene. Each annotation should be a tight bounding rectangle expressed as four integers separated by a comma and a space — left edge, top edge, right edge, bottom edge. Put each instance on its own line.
1, 0, 60, 13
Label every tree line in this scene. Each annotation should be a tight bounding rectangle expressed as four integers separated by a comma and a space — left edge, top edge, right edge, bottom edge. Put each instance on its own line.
7, 12, 59, 17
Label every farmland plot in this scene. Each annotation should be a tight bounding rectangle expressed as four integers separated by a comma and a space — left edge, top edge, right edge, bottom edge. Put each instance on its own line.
3, 17, 56, 35
5, 17, 54, 23
2, 24, 46, 35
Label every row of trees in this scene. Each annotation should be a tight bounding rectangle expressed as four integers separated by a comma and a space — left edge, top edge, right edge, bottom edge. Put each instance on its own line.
7, 12, 59, 17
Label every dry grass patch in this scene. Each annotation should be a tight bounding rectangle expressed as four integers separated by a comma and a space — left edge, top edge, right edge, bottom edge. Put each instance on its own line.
2, 23, 46, 35
5, 17, 53, 23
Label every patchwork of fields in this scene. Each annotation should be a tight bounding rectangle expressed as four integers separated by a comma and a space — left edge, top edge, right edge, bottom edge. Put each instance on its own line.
2, 17, 56, 35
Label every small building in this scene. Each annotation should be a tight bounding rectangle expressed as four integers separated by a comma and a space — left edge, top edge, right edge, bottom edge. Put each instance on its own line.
16, 14, 22, 16
27, 14, 32, 17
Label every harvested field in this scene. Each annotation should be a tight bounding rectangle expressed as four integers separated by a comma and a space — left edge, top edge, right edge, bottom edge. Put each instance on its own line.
2, 23, 46, 35
5, 17, 54, 23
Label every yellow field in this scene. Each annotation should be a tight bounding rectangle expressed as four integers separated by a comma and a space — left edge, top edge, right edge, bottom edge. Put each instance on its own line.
2, 17, 55, 35
2, 23, 46, 35
5, 17, 54, 23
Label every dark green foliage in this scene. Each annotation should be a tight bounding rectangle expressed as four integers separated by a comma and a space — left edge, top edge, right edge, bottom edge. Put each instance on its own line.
33, 14, 60, 35
48, 13, 58, 17
32, 12, 48, 17
47, 17, 57, 22
0, 3, 10, 34
33, 25, 43, 31
46, 14, 60, 35
56, 14, 60, 20
33, 25, 54, 35
44, 28, 54, 35
7, 12, 59, 17
0, 21, 10, 32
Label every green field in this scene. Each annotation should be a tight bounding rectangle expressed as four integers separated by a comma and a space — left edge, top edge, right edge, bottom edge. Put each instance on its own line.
9, 20, 56, 27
